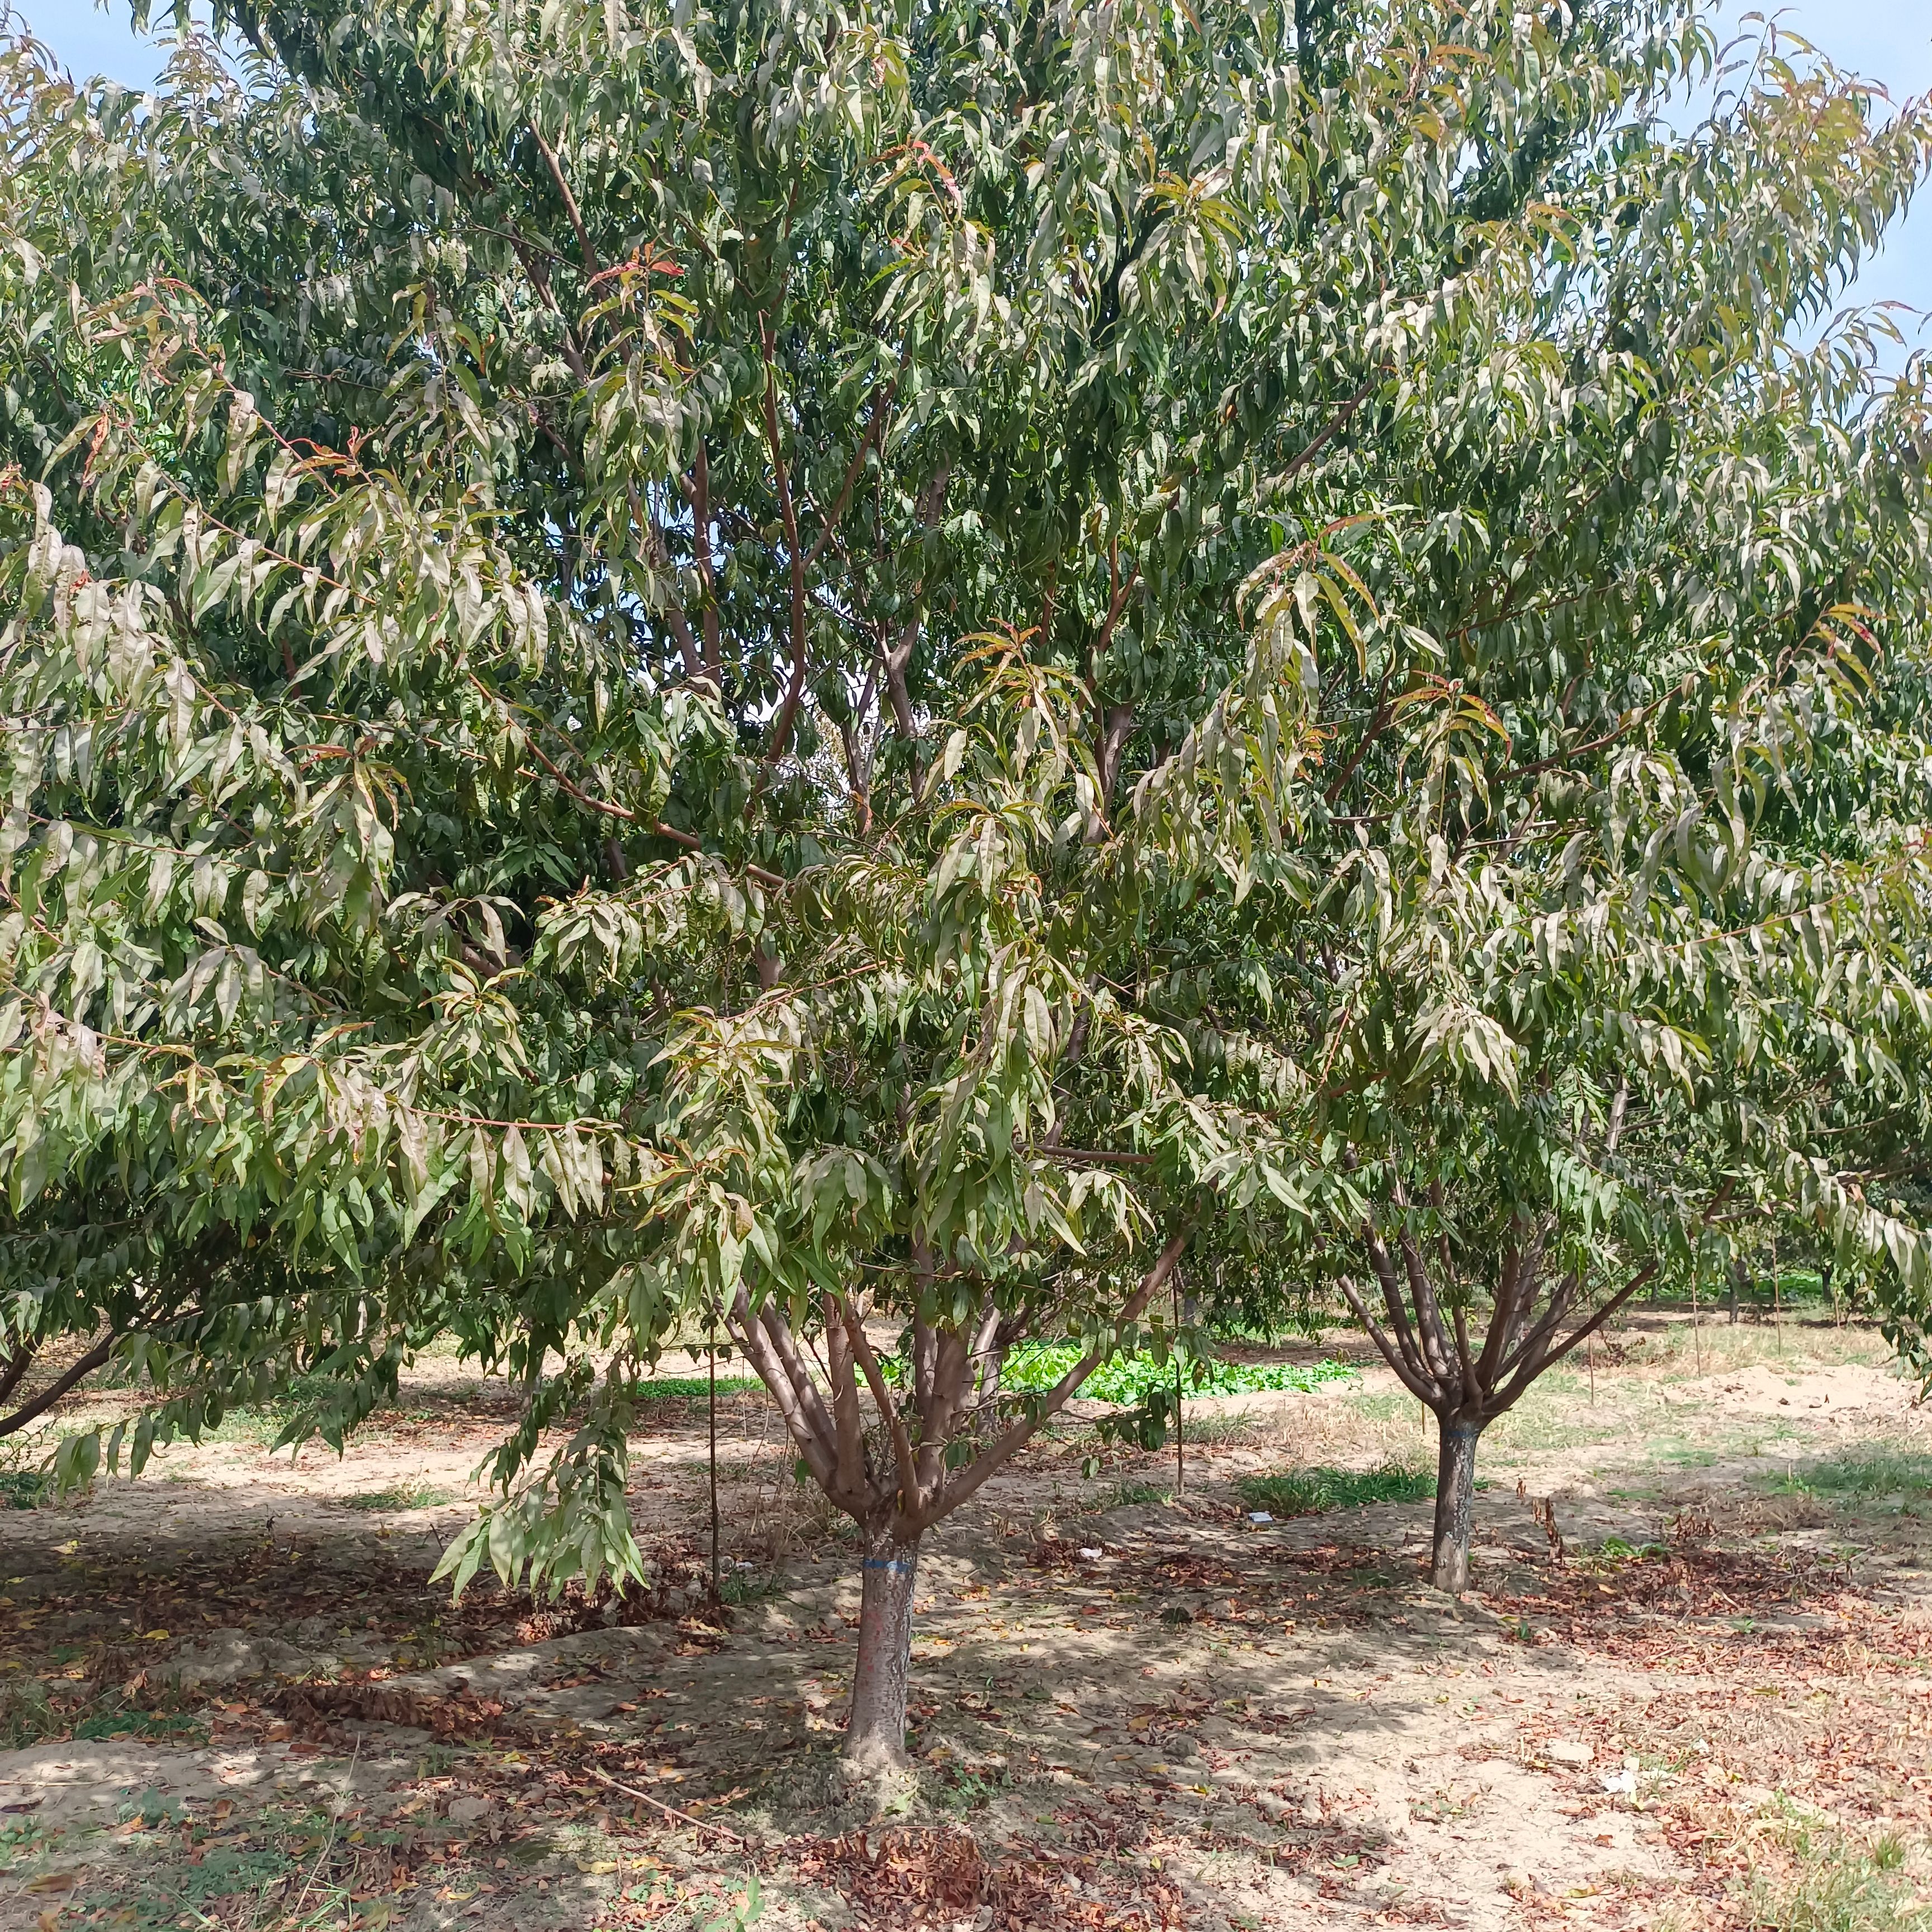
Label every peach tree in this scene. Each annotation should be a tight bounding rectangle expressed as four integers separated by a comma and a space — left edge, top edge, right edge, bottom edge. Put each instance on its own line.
7, 0, 1932, 1770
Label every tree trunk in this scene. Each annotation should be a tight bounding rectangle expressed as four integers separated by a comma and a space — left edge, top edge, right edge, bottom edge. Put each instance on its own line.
1431, 1414, 1483, 1593
846, 1526, 921, 1771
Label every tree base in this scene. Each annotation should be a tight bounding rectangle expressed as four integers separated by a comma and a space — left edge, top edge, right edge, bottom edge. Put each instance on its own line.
835, 1754, 921, 1816
840, 1727, 912, 1777
845, 1530, 921, 1771
1431, 1413, 1483, 1594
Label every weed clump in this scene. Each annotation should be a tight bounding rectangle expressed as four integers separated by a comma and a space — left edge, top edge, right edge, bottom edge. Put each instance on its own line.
1751, 1817, 1919, 1932
1237, 1464, 1434, 1517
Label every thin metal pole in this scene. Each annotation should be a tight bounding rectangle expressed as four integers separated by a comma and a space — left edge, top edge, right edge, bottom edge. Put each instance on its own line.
1587, 1328, 1595, 1404
708, 1310, 721, 1593
1772, 1234, 1782, 1355
1691, 1268, 1702, 1374
1172, 1274, 1184, 1495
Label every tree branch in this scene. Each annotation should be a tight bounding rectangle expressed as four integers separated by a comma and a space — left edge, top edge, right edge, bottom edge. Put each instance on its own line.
1265, 373, 1379, 495
728, 1289, 839, 1497
883, 465, 951, 751
528, 123, 600, 277
1362, 1225, 1433, 1390
837, 1294, 921, 1521
1496, 1264, 1656, 1408
477, 671, 788, 888
687, 441, 722, 681
759, 316, 810, 773
804, 376, 901, 571
1337, 1273, 1436, 1404
633, 484, 706, 682
0, 1335, 40, 1408
822, 1305, 871, 1504
0, 1333, 115, 1438
914, 1226, 1191, 1530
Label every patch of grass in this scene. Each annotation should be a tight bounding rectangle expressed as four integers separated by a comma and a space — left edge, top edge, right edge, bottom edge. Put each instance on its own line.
1104, 1481, 1173, 1508
1236, 1462, 1434, 1517
340, 1480, 456, 1512
1177, 1409, 1266, 1446
1751, 1819, 1919, 1932
1005, 1344, 1357, 1405
1349, 1391, 1412, 1424
73, 1707, 203, 1743
72, 1797, 396, 1932
934, 1767, 1010, 1813
719, 1564, 786, 1607
1595, 1536, 1669, 1561
0, 1677, 63, 1748
0, 1678, 203, 1751
1776, 1450, 1932, 1500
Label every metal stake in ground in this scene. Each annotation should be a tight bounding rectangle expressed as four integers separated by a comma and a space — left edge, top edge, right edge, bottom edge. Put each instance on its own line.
1173, 1272, 1185, 1496
1773, 1233, 1782, 1355
709, 1308, 721, 1594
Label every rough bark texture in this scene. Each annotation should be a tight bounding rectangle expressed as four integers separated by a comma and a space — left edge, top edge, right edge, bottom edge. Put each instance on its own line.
846, 1527, 921, 1770
1433, 1416, 1481, 1593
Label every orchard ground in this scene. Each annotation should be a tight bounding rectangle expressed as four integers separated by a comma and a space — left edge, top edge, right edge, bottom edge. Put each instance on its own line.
2, 1309, 1929, 1931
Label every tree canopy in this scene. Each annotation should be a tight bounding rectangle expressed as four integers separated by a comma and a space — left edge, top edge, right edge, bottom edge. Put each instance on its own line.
5, 0, 1932, 1759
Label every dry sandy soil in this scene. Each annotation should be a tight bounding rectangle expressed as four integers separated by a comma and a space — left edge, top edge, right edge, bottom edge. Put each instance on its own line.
2, 1309, 1930, 1931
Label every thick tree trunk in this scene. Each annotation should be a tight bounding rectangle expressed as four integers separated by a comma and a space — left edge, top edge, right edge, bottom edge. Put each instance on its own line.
846, 1527, 921, 1771
1431, 1413, 1483, 1593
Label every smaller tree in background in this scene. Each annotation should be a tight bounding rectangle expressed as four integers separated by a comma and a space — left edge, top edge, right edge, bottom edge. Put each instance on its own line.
1153, 17, 1932, 1592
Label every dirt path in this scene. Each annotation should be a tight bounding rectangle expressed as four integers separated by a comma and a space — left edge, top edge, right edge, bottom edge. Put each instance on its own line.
3, 1312, 1929, 1930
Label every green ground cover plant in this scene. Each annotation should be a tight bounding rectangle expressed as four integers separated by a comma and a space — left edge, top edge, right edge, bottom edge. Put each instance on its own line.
1236, 1464, 1436, 1517
1003, 1346, 1358, 1406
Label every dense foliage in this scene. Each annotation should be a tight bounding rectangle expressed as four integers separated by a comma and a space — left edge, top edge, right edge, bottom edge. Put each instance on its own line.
5, 0, 1932, 1751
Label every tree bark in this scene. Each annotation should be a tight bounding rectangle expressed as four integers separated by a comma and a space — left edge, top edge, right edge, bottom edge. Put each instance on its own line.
846, 1526, 921, 1770
1432, 1413, 1483, 1593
